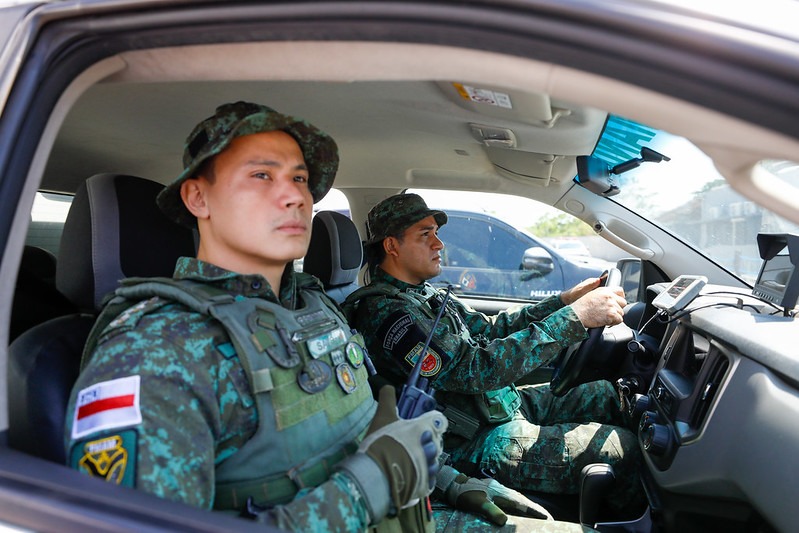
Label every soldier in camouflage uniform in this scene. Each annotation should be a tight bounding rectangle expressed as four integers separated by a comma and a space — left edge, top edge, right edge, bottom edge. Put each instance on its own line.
344, 193, 646, 519
63, 102, 594, 532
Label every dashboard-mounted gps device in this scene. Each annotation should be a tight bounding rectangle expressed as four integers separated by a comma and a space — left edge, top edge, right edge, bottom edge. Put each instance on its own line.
753, 233, 799, 312
652, 275, 707, 315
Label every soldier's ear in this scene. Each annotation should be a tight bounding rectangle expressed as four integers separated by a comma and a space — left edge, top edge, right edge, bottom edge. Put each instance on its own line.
181, 178, 209, 220
384, 236, 399, 257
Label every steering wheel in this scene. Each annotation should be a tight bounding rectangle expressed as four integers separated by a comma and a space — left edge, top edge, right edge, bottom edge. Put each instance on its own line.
550, 268, 622, 397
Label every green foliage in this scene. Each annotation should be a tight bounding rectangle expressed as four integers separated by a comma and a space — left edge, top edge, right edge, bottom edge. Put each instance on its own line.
527, 213, 594, 237
698, 178, 726, 193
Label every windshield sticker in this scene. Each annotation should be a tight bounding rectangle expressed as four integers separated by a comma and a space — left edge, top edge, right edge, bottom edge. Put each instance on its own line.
72, 375, 142, 439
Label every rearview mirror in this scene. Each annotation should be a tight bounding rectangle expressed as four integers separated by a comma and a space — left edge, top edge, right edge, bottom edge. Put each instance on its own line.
575, 147, 670, 198
575, 155, 619, 197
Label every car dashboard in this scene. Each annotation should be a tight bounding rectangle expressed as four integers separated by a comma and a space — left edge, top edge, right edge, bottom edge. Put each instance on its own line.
632, 283, 798, 533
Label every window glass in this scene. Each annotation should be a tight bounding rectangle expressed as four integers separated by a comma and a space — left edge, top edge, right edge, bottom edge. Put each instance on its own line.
296, 188, 351, 272
600, 116, 799, 285
313, 187, 350, 218
411, 190, 619, 300
26, 192, 73, 257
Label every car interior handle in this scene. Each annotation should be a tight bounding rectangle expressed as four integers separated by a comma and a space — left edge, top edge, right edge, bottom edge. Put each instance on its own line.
592, 220, 655, 260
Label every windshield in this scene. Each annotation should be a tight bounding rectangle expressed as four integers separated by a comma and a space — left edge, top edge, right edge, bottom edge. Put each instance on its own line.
599, 116, 799, 284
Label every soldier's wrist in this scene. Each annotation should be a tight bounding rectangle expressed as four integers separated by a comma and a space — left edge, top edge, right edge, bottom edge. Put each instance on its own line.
336, 453, 392, 523
434, 464, 460, 493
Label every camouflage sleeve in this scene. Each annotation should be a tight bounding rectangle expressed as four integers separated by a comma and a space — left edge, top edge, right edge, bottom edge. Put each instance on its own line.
260, 472, 372, 530
456, 293, 565, 338
65, 305, 374, 531
359, 294, 587, 394
64, 304, 254, 507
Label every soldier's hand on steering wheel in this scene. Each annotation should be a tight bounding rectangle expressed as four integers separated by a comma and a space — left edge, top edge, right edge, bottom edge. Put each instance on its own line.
570, 286, 627, 329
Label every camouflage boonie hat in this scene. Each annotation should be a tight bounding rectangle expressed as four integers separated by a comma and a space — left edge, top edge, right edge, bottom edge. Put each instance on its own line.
365, 193, 447, 245
157, 101, 339, 227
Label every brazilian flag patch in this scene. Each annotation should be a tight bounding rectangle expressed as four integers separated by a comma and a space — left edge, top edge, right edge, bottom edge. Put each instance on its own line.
69, 430, 137, 487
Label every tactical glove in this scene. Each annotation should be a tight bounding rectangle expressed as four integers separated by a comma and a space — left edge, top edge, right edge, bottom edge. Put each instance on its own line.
435, 465, 554, 526
337, 385, 447, 523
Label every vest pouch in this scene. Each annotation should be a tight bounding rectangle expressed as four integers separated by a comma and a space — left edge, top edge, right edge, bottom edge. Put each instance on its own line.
475, 385, 522, 424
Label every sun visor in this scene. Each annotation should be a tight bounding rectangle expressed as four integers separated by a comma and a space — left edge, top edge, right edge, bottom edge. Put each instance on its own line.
483, 146, 561, 185
437, 81, 558, 125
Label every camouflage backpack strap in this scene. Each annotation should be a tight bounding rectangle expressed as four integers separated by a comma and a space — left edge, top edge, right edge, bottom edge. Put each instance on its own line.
80, 277, 234, 370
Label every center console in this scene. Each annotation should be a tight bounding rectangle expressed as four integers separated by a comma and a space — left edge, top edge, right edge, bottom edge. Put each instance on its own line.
631, 322, 729, 470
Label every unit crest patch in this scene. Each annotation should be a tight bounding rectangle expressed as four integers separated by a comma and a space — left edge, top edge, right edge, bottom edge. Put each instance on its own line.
404, 342, 443, 377
70, 430, 137, 487
377, 310, 448, 375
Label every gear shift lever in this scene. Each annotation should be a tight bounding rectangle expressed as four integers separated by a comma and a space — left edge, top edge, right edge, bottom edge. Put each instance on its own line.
580, 463, 615, 526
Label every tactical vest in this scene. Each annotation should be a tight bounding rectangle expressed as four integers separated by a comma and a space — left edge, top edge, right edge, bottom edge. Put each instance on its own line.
84, 275, 375, 510
343, 282, 522, 430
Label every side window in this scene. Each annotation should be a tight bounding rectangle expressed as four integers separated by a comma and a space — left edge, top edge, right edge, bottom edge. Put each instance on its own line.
484, 221, 533, 271
297, 188, 352, 272
26, 192, 73, 257
442, 215, 530, 271
440, 216, 490, 269
414, 189, 623, 301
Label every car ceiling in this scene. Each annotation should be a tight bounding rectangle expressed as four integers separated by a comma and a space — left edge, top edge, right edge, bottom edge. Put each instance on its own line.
45, 78, 605, 193
38, 39, 799, 226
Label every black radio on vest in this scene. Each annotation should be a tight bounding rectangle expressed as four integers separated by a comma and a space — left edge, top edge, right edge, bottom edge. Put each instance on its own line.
397, 285, 453, 420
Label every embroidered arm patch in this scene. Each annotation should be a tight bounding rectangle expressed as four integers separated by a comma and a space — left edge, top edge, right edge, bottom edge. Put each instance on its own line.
69, 430, 137, 487
71, 375, 142, 440
377, 311, 448, 378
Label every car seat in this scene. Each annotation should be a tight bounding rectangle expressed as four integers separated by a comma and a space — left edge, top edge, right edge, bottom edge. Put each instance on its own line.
9, 245, 77, 342
7, 173, 196, 463
303, 210, 363, 302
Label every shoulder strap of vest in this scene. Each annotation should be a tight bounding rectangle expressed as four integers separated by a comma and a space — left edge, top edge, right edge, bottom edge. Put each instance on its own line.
340, 281, 447, 322
80, 277, 236, 370
81, 274, 347, 371
295, 271, 353, 327
340, 281, 401, 321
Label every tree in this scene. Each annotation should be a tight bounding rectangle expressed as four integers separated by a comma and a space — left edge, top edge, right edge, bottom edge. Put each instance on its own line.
527, 213, 594, 237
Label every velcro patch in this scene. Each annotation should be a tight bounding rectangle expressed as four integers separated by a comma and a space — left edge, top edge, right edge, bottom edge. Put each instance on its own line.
72, 375, 142, 440
404, 342, 443, 377
377, 310, 447, 377
381, 313, 414, 351
70, 430, 137, 487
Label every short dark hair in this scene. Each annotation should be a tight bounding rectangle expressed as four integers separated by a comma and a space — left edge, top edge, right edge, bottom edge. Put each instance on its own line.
194, 157, 216, 183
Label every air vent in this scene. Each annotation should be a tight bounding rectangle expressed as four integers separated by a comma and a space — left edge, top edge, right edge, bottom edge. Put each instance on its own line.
690, 353, 729, 427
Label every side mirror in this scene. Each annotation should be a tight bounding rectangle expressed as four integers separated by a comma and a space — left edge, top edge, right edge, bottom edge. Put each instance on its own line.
522, 246, 555, 275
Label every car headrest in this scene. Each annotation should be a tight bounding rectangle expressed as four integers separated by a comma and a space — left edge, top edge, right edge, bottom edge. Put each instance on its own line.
18, 245, 57, 284
304, 210, 363, 288
56, 173, 196, 311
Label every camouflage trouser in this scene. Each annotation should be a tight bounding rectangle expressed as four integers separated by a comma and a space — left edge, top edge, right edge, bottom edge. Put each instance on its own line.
432, 504, 595, 532
448, 381, 645, 517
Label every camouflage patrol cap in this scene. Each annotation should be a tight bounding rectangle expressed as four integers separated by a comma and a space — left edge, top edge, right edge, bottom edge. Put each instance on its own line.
156, 101, 339, 227
365, 193, 447, 245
